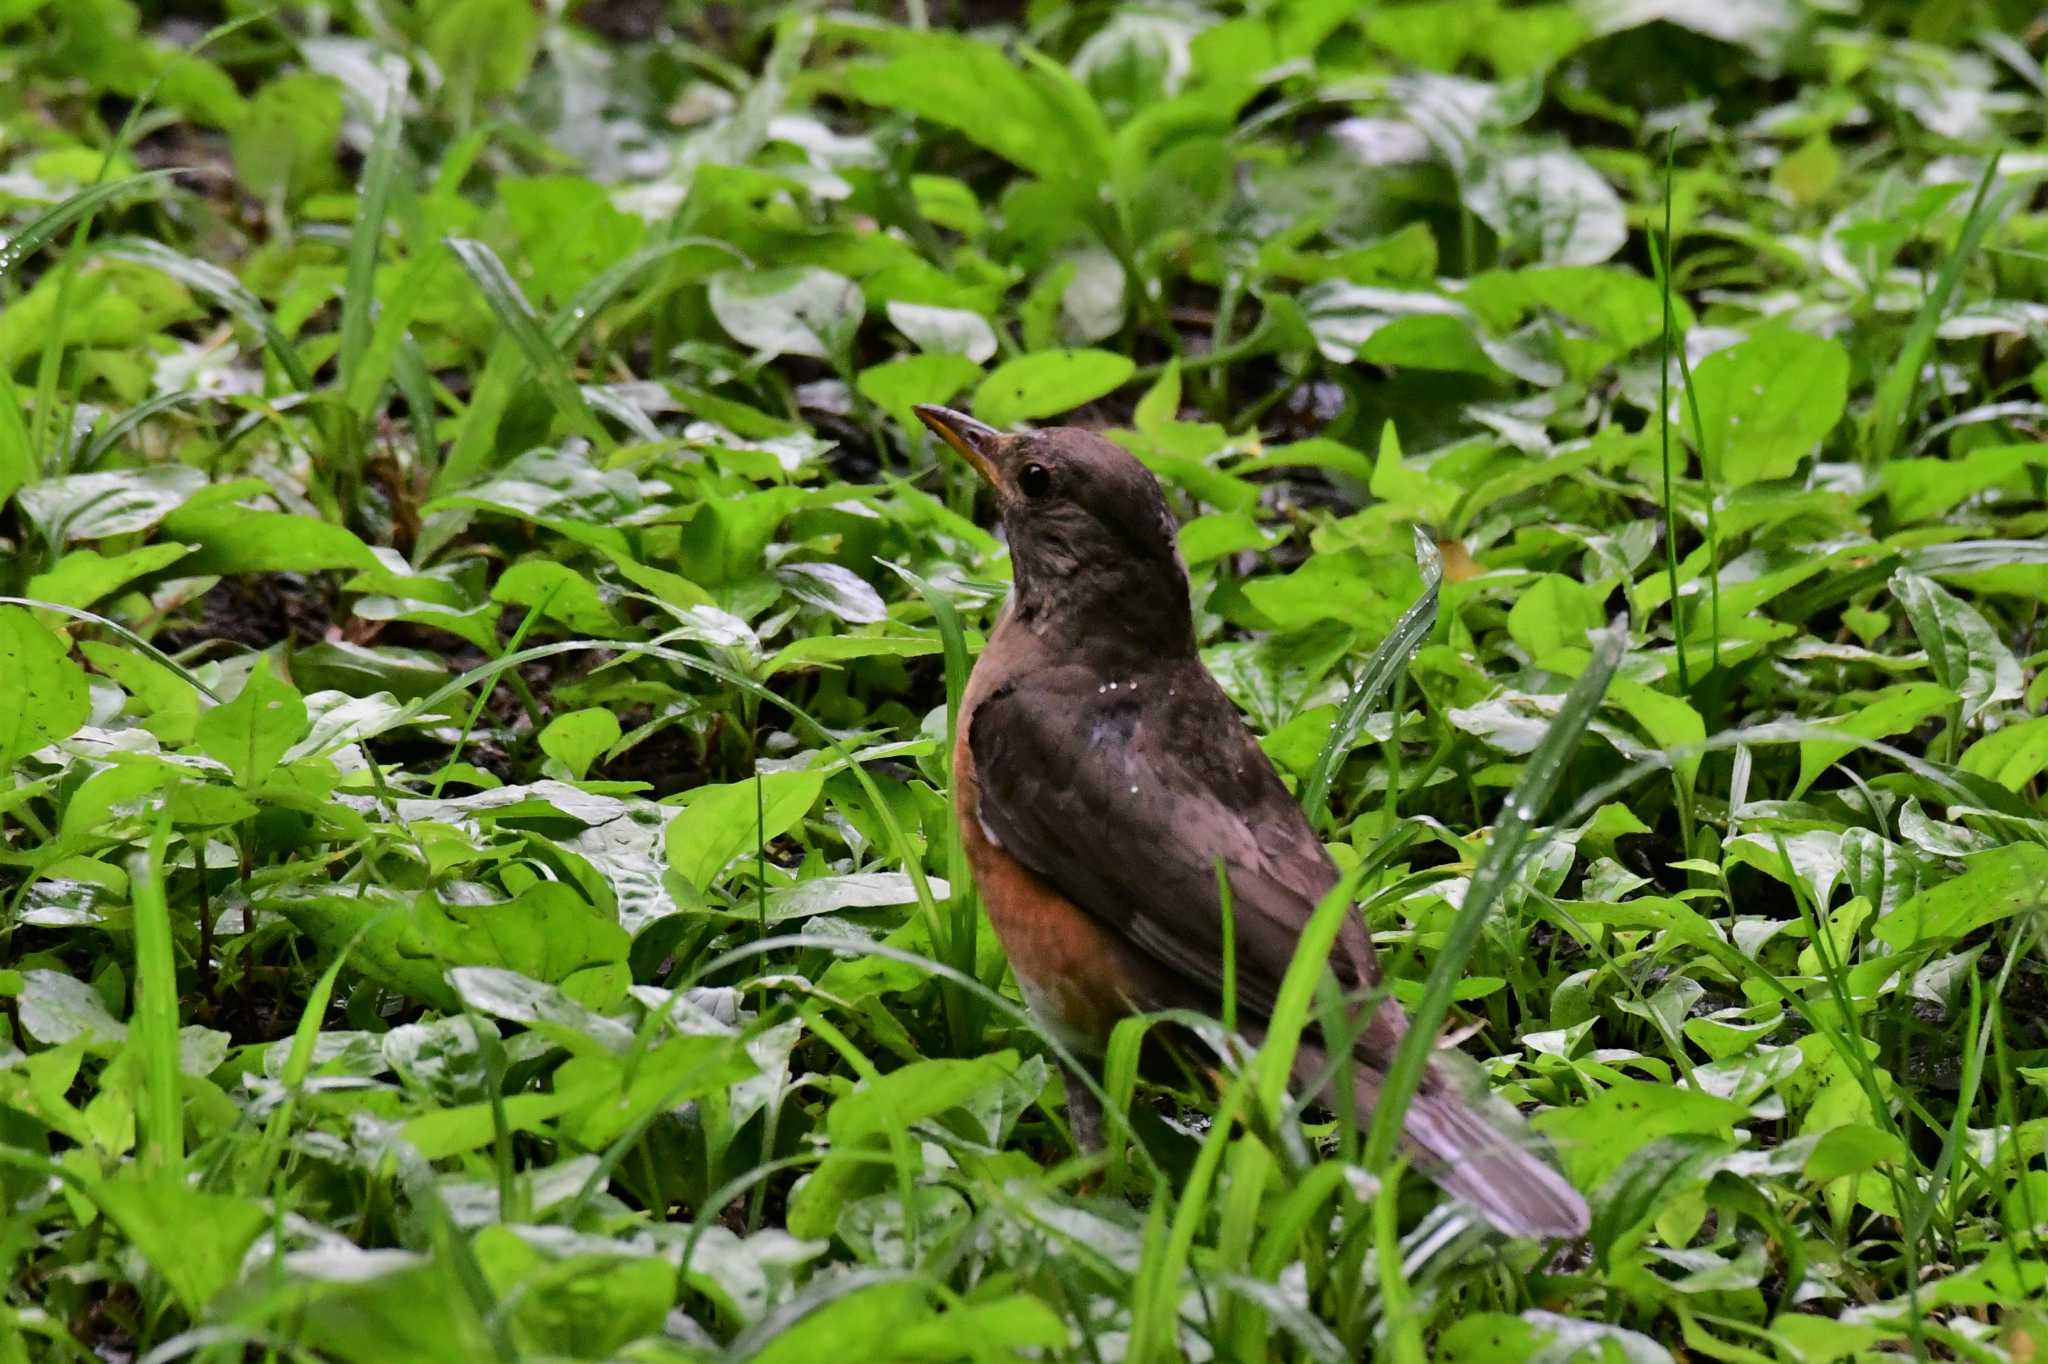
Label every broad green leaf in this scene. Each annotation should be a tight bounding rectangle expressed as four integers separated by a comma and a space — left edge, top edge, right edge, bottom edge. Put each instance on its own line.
828, 1053, 1020, 1145
839, 29, 1112, 187
0, 606, 90, 769
1605, 678, 1705, 801
709, 266, 864, 361
1872, 843, 2048, 951
1686, 325, 1848, 487
1581, 0, 1804, 59
194, 657, 307, 787
160, 507, 378, 575
14, 466, 206, 542
1882, 443, 2048, 524
763, 633, 943, 678
973, 348, 1135, 429
538, 708, 621, 781
1533, 1076, 1748, 1187
425, 0, 542, 99
859, 353, 983, 436
96, 1176, 267, 1310
493, 560, 634, 636
1960, 715, 2048, 791
230, 70, 343, 204
24, 543, 192, 610
666, 770, 825, 892
418, 882, 630, 993
776, 562, 887, 624
884, 301, 996, 363
1794, 682, 1955, 797
470, 1226, 672, 1357
1465, 148, 1627, 265
762, 872, 951, 924
1890, 567, 2023, 726
1507, 573, 1603, 662
18, 968, 127, 1047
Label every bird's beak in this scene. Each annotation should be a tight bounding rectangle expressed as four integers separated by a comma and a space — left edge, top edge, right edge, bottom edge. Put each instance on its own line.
914, 404, 1003, 489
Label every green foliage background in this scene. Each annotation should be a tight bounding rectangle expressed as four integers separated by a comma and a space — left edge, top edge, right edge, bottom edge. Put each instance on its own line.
1, 1, 2045, 1359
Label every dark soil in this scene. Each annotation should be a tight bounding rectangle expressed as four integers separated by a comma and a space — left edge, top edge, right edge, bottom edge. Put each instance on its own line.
156, 573, 335, 655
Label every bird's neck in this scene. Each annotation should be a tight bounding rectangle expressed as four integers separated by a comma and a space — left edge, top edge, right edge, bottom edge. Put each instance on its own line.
1005, 565, 1196, 668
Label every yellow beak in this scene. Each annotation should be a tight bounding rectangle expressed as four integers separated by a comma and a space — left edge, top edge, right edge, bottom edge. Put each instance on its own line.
913, 404, 1003, 488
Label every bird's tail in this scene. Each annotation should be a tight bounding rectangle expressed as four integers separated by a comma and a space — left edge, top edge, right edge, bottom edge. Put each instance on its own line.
1396, 1063, 1589, 1239
1289, 1040, 1589, 1240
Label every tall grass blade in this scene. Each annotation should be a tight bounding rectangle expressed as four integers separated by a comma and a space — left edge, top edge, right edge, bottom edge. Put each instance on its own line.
129, 815, 183, 1173
1300, 526, 1441, 828
446, 236, 612, 451
1363, 621, 1624, 1171
1868, 154, 2007, 466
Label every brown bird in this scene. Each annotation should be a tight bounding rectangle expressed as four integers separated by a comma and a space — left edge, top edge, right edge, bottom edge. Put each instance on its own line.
915, 404, 1588, 1239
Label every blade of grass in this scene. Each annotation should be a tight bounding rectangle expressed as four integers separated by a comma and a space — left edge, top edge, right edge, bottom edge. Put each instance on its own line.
1653, 130, 1692, 694
0, 597, 223, 701
1300, 526, 1441, 829
1868, 153, 2007, 466
0, 171, 187, 285
877, 557, 979, 1050
337, 104, 404, 413
1363, 620, 1624, 1173
446, 236, 612, 452
434, 238, 738, 490
129, 814, 183, 1174
97, 237, 317, 392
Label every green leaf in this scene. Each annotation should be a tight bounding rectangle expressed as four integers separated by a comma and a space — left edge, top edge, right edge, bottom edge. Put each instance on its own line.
230, 71, 344, 204
1795, 681, 1955, 797
447, 236, 611, 449
421, 882, 630, 991
1959, 715, 2048, 791
0, 606, 89, 770
827, 1053, 1020, 1145
839, 29, 1112, 187
425, 0, 542, 99
763, 634, 943, 679
666, 770, 825, 892
859, 353, 983, 436
1890, 568, 2023, 726
23, 543, 193, 610
194, 657, 307, 788
709, 266, 864, 361
1300, 528, 1441, 825
96, 1175, 267, 1311
1465, 148, 1626, 265
159, 507, 378, 575
1872, 843, 2048, 951
974, 348, 1135, 429
15, 465, 207, 542
538, 708, 621, 781
492, 560, 633, 636
1605, 678, 1705, 803
1533, 1076, 1748, 1188
884, 301, 996, 363
1507, 573, 1603, 663
1134, 357, 1181, 434
1686, 325, 1848, 487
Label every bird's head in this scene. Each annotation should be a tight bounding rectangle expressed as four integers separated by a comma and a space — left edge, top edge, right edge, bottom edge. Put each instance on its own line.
915, 404, 1193, 654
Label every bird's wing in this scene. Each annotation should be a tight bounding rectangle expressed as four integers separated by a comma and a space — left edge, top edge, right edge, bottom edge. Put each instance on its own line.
966, 660, 1374, 1021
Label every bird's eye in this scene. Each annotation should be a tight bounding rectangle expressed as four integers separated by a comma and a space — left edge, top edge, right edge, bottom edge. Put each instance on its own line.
1017, 462, 1053, 499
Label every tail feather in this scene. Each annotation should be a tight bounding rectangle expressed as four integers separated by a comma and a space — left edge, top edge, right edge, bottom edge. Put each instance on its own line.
1287, 1040, 1588, 1239
1399, 1076, 1589, 1239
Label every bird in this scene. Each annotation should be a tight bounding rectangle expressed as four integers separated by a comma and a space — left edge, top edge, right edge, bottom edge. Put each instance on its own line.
912, 403, 1589, 1240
